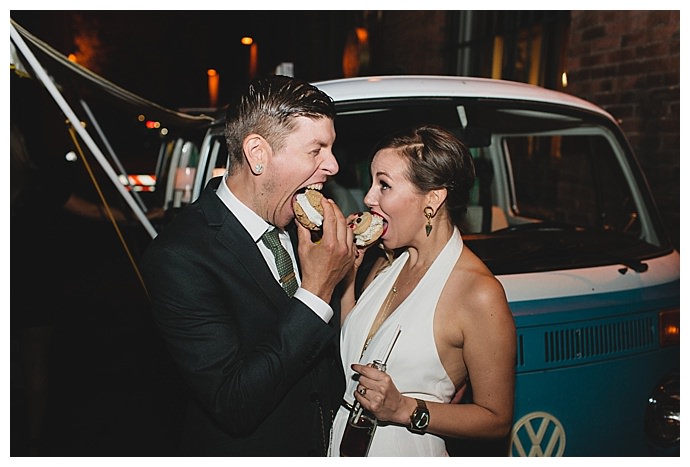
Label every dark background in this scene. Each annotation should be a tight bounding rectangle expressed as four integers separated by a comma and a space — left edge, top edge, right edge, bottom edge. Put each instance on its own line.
11, 11, 354, 110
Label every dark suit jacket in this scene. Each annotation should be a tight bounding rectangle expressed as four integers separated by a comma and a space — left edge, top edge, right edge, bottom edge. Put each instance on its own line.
141, 177, 344, 456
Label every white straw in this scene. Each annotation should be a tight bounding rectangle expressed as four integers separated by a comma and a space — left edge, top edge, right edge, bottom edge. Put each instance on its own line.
382, 325, 402, 365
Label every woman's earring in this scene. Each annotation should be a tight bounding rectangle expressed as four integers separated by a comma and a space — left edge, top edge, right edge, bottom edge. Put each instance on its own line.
424, 206, 434, 237
254, 163, 263, 174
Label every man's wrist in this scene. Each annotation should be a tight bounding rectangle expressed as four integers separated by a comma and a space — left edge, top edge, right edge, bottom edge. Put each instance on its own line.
293, 288, 334, 323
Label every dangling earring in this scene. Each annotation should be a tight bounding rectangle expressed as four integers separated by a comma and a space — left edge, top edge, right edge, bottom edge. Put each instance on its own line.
254, 163, 263, 174
424, 207, 434, 237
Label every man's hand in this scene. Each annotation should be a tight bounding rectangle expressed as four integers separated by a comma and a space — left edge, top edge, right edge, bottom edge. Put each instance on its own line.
297, 197, 356, 303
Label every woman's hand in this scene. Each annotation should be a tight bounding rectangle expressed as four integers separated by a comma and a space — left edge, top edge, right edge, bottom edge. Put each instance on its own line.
340, 213, 380, 321
351, 362, 416, 426
345, 212, 374, 269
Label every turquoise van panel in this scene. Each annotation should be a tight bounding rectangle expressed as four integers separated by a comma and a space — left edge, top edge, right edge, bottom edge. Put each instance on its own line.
509, 280, 679, 456
512, 348, 679, 456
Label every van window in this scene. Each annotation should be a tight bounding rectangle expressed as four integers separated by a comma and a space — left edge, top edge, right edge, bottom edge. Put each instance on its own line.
506, 134, 640, 238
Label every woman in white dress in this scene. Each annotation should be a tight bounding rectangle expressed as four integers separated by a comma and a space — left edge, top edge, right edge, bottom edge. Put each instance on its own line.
329, 125, 516, 456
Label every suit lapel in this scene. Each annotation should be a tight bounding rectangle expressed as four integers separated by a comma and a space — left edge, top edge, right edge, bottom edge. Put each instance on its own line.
200, 177, 289, 309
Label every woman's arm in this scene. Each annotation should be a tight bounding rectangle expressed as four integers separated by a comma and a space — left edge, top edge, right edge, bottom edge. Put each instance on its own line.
351, 270, 516, 439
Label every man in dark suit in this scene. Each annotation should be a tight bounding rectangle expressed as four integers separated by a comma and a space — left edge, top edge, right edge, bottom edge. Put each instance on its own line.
141, 75, 356, 456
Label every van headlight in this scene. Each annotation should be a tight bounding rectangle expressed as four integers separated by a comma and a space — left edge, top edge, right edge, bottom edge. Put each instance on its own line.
644, 375, 680, 447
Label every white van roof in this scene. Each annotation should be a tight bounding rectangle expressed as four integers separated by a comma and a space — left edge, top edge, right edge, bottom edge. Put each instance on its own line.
313, 75, 612, 121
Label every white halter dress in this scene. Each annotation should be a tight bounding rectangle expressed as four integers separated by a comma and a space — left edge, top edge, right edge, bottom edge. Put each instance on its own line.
329, 228, 463, 456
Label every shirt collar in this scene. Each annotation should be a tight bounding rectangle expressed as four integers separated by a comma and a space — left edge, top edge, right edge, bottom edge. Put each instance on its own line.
215, 173, 274, 243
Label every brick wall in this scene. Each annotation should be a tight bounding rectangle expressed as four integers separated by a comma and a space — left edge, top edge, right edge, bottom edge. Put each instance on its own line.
367, 11, 449, 75
565, 10, 680, 250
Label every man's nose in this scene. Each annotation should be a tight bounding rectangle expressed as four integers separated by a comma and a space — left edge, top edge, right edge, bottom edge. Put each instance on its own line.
321, 150, 339, 175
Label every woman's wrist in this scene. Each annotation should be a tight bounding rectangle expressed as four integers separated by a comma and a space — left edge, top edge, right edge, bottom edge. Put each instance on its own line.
394, 395, 418, 425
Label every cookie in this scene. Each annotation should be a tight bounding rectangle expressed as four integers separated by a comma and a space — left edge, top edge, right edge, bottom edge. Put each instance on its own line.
293, 189, 324, 231
349, 212, 384, 246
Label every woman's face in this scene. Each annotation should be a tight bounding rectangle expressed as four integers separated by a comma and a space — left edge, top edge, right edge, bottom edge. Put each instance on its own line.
363, 148, 427, 249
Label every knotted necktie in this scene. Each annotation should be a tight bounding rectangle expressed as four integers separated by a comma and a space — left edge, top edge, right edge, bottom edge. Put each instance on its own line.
261, 228, 299, 297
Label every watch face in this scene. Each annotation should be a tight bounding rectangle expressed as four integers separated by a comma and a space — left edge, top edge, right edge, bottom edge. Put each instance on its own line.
410, 399, 430, 433
413, 409, 430, 429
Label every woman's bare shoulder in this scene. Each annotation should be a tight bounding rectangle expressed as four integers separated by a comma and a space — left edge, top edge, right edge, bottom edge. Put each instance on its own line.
445, 248, 510, 318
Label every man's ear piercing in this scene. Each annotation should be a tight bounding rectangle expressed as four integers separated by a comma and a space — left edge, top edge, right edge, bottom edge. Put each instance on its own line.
254, 163, 263, 174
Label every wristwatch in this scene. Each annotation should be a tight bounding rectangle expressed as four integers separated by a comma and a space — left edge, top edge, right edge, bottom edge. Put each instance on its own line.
409, 398, 430, 434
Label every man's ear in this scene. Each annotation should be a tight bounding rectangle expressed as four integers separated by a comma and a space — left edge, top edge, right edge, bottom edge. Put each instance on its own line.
243, 134, 270, 175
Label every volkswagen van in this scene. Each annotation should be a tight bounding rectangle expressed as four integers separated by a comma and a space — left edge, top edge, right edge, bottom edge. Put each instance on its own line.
165, 75, 679, 456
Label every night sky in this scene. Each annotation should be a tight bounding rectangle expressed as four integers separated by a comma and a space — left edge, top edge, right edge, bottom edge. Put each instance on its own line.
11, 10, 353, 110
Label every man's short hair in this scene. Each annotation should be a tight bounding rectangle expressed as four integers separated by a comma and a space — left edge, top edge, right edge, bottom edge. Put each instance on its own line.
224, 75, 335, 173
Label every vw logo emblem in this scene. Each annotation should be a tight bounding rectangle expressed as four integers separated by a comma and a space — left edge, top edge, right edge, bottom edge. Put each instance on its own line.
511, 411, 566, 456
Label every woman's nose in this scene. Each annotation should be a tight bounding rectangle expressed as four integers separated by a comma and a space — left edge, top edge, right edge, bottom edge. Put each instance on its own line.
363, 186, 376, 207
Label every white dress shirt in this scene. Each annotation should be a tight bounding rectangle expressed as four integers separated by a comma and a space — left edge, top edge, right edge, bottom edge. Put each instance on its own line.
215, 175, 333, 323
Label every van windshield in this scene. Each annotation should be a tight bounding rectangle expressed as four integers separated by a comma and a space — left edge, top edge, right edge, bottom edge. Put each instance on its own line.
331, 98, 671, 275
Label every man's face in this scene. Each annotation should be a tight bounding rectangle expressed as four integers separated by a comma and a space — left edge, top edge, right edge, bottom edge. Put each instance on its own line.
262, 116, 338, 228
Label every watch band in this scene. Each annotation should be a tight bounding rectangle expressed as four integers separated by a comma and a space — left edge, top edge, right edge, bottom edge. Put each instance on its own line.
409, 398, 430, 434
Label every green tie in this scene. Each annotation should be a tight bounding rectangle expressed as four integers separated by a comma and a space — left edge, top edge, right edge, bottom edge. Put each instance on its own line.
261, 228, 299, 297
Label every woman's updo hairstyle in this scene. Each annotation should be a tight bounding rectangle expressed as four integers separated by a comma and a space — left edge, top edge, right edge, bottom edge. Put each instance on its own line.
371, 124, 476, 228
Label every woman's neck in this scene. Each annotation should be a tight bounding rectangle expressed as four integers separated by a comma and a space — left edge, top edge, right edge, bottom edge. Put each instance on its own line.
405, 222, 454, 270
